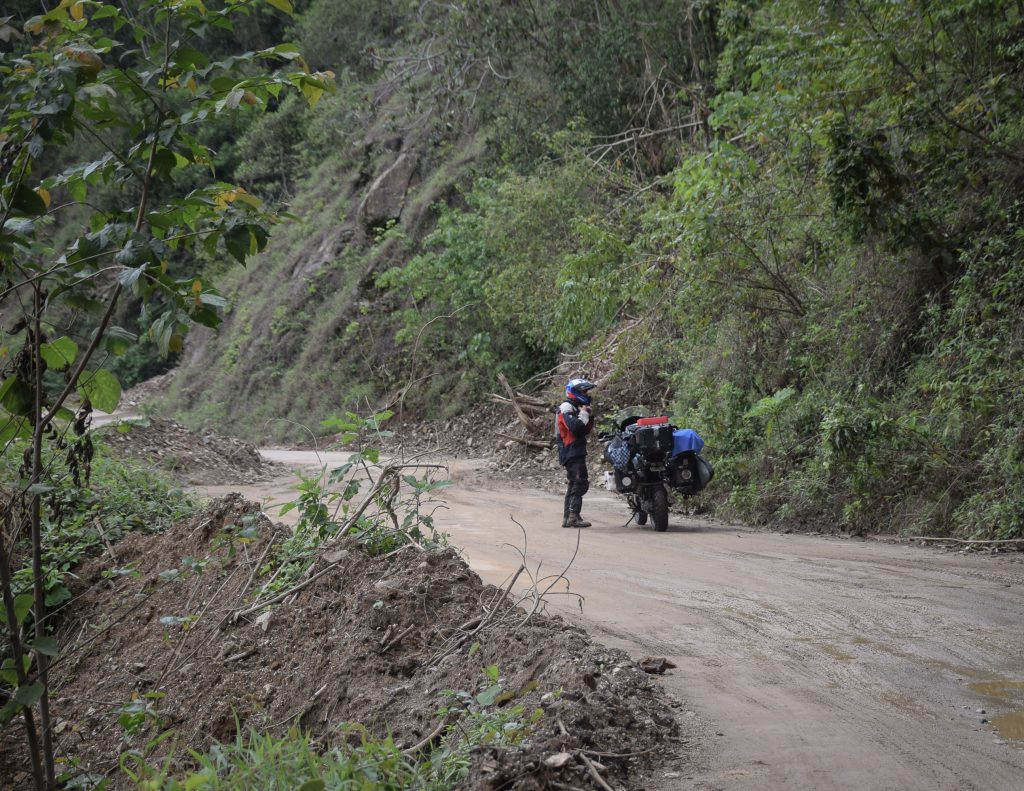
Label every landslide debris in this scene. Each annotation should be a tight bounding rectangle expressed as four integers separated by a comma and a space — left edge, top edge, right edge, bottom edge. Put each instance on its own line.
100, 417, 274, 485
0, 495, 683, 789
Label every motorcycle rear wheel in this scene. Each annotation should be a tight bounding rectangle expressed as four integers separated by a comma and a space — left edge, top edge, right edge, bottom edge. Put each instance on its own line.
651, 488, 669, 532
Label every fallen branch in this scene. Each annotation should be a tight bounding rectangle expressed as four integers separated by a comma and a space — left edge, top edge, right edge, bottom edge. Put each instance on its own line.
519, 519, 583, 626
379, 624, 414, 653
92, 518, 118, 565
427, 564, 526, 666
489, 394, 548, 415
582, 746, 657, 759
237, 534, 277, 603
495, 432, 552, 450
402, 715, 451, 756
231, 556, 343, 621
272, 682, 330, 729
489, 391, 548, 408
579, 753, 614, 791
156, 564, 241, 689
498, 372, 534, 429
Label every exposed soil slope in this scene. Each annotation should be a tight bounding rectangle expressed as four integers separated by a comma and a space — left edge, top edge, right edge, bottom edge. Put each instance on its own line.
0, 494, 683, 789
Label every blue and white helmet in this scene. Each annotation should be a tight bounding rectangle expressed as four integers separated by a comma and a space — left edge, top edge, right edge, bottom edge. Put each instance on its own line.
565, 378, 596, 406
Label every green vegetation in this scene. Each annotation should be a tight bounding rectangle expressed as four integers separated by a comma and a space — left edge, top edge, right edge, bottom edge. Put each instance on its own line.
170, 0, 1021, 541
255, 410, 450, 603
0, 438, 195, 613
1, 2, 1018, 784
118, 665, 539, 790
0, 2, 331, 786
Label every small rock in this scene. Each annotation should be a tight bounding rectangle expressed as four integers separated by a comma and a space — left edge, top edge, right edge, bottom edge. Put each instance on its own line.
639, 656, 677, 674
254, 611, 273, 632
322, 548, 349, 564
544, 752, 573, 768
653, 711, 674, 727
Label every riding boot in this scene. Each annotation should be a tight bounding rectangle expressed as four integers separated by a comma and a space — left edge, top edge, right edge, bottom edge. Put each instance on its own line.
565, 513, 591, 528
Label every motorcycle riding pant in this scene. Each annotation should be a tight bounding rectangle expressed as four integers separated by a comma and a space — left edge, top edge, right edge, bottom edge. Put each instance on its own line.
563, 457, 590, 518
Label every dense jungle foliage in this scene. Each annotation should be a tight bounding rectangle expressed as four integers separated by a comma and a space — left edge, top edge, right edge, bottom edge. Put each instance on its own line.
167, 0, 1021, 539
7, 1, 1021, 540
0, 3, 335, 784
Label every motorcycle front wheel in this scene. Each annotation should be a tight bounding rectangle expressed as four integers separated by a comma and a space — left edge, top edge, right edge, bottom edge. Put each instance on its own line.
635, 508, 648, 525
651, 488, 669, 532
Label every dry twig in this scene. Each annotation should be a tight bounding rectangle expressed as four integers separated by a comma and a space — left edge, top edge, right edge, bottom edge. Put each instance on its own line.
579, 753, 615, 791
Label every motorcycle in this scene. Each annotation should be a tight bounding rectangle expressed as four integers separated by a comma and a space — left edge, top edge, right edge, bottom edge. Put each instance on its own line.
600, 411, 713, 531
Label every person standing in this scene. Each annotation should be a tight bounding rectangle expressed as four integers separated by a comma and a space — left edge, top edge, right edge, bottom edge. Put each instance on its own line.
555, 378, 596, 528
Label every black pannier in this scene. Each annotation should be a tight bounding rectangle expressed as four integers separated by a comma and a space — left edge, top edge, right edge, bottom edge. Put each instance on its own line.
669, 452, 714, 494
633, 424, 674, 456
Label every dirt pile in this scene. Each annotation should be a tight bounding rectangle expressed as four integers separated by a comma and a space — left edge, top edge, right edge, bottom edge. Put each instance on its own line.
118, 370, 177, 411
0, 496, 683, 789
100, 418, 275, 485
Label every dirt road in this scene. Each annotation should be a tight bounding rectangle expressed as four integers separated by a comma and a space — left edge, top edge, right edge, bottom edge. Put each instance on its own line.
201, 451, 1024, 791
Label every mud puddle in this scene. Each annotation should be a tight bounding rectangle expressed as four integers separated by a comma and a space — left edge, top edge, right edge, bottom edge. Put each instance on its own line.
968, 679, 1024, 744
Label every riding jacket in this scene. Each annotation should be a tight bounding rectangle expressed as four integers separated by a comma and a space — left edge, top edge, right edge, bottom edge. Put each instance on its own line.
555, 401, 593, 465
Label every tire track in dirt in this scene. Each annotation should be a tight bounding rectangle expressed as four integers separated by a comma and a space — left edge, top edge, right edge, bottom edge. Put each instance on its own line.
430, 475, 1024, 791
212, 455, 1024, 791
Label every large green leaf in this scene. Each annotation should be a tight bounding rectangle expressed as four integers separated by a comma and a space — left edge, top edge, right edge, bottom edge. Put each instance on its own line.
0, 593, 33, 626
0, 376, 32, 416
475, 683, 503, 706
77, 368, 121, 413
0, 412, 32, 443
103, 326, 138, 356
13, 682, 45, 708
30, 636, 60, 658
40, 336, 79, 370
11, 185, 48, 217
0, 700, 19, 726
223, 224, 254, 264
0, 658, 21, 686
